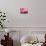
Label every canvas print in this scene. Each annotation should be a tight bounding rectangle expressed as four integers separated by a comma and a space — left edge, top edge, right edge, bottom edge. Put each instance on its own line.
20, 8, 28, 14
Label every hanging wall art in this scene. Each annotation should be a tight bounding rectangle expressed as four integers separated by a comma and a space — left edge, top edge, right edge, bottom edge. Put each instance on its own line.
20, 8, 28, 14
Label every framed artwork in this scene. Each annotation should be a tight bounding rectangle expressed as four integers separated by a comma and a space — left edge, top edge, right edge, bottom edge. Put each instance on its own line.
20, 8, 28, 14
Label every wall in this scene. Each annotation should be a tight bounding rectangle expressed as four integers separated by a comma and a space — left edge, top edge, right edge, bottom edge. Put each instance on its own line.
0, 0, 46, 46
0, 0, 46, 27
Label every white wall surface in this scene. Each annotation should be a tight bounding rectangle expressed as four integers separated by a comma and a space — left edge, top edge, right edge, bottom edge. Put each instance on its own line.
0, 1, 46, 46
0, 0, 46, 27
